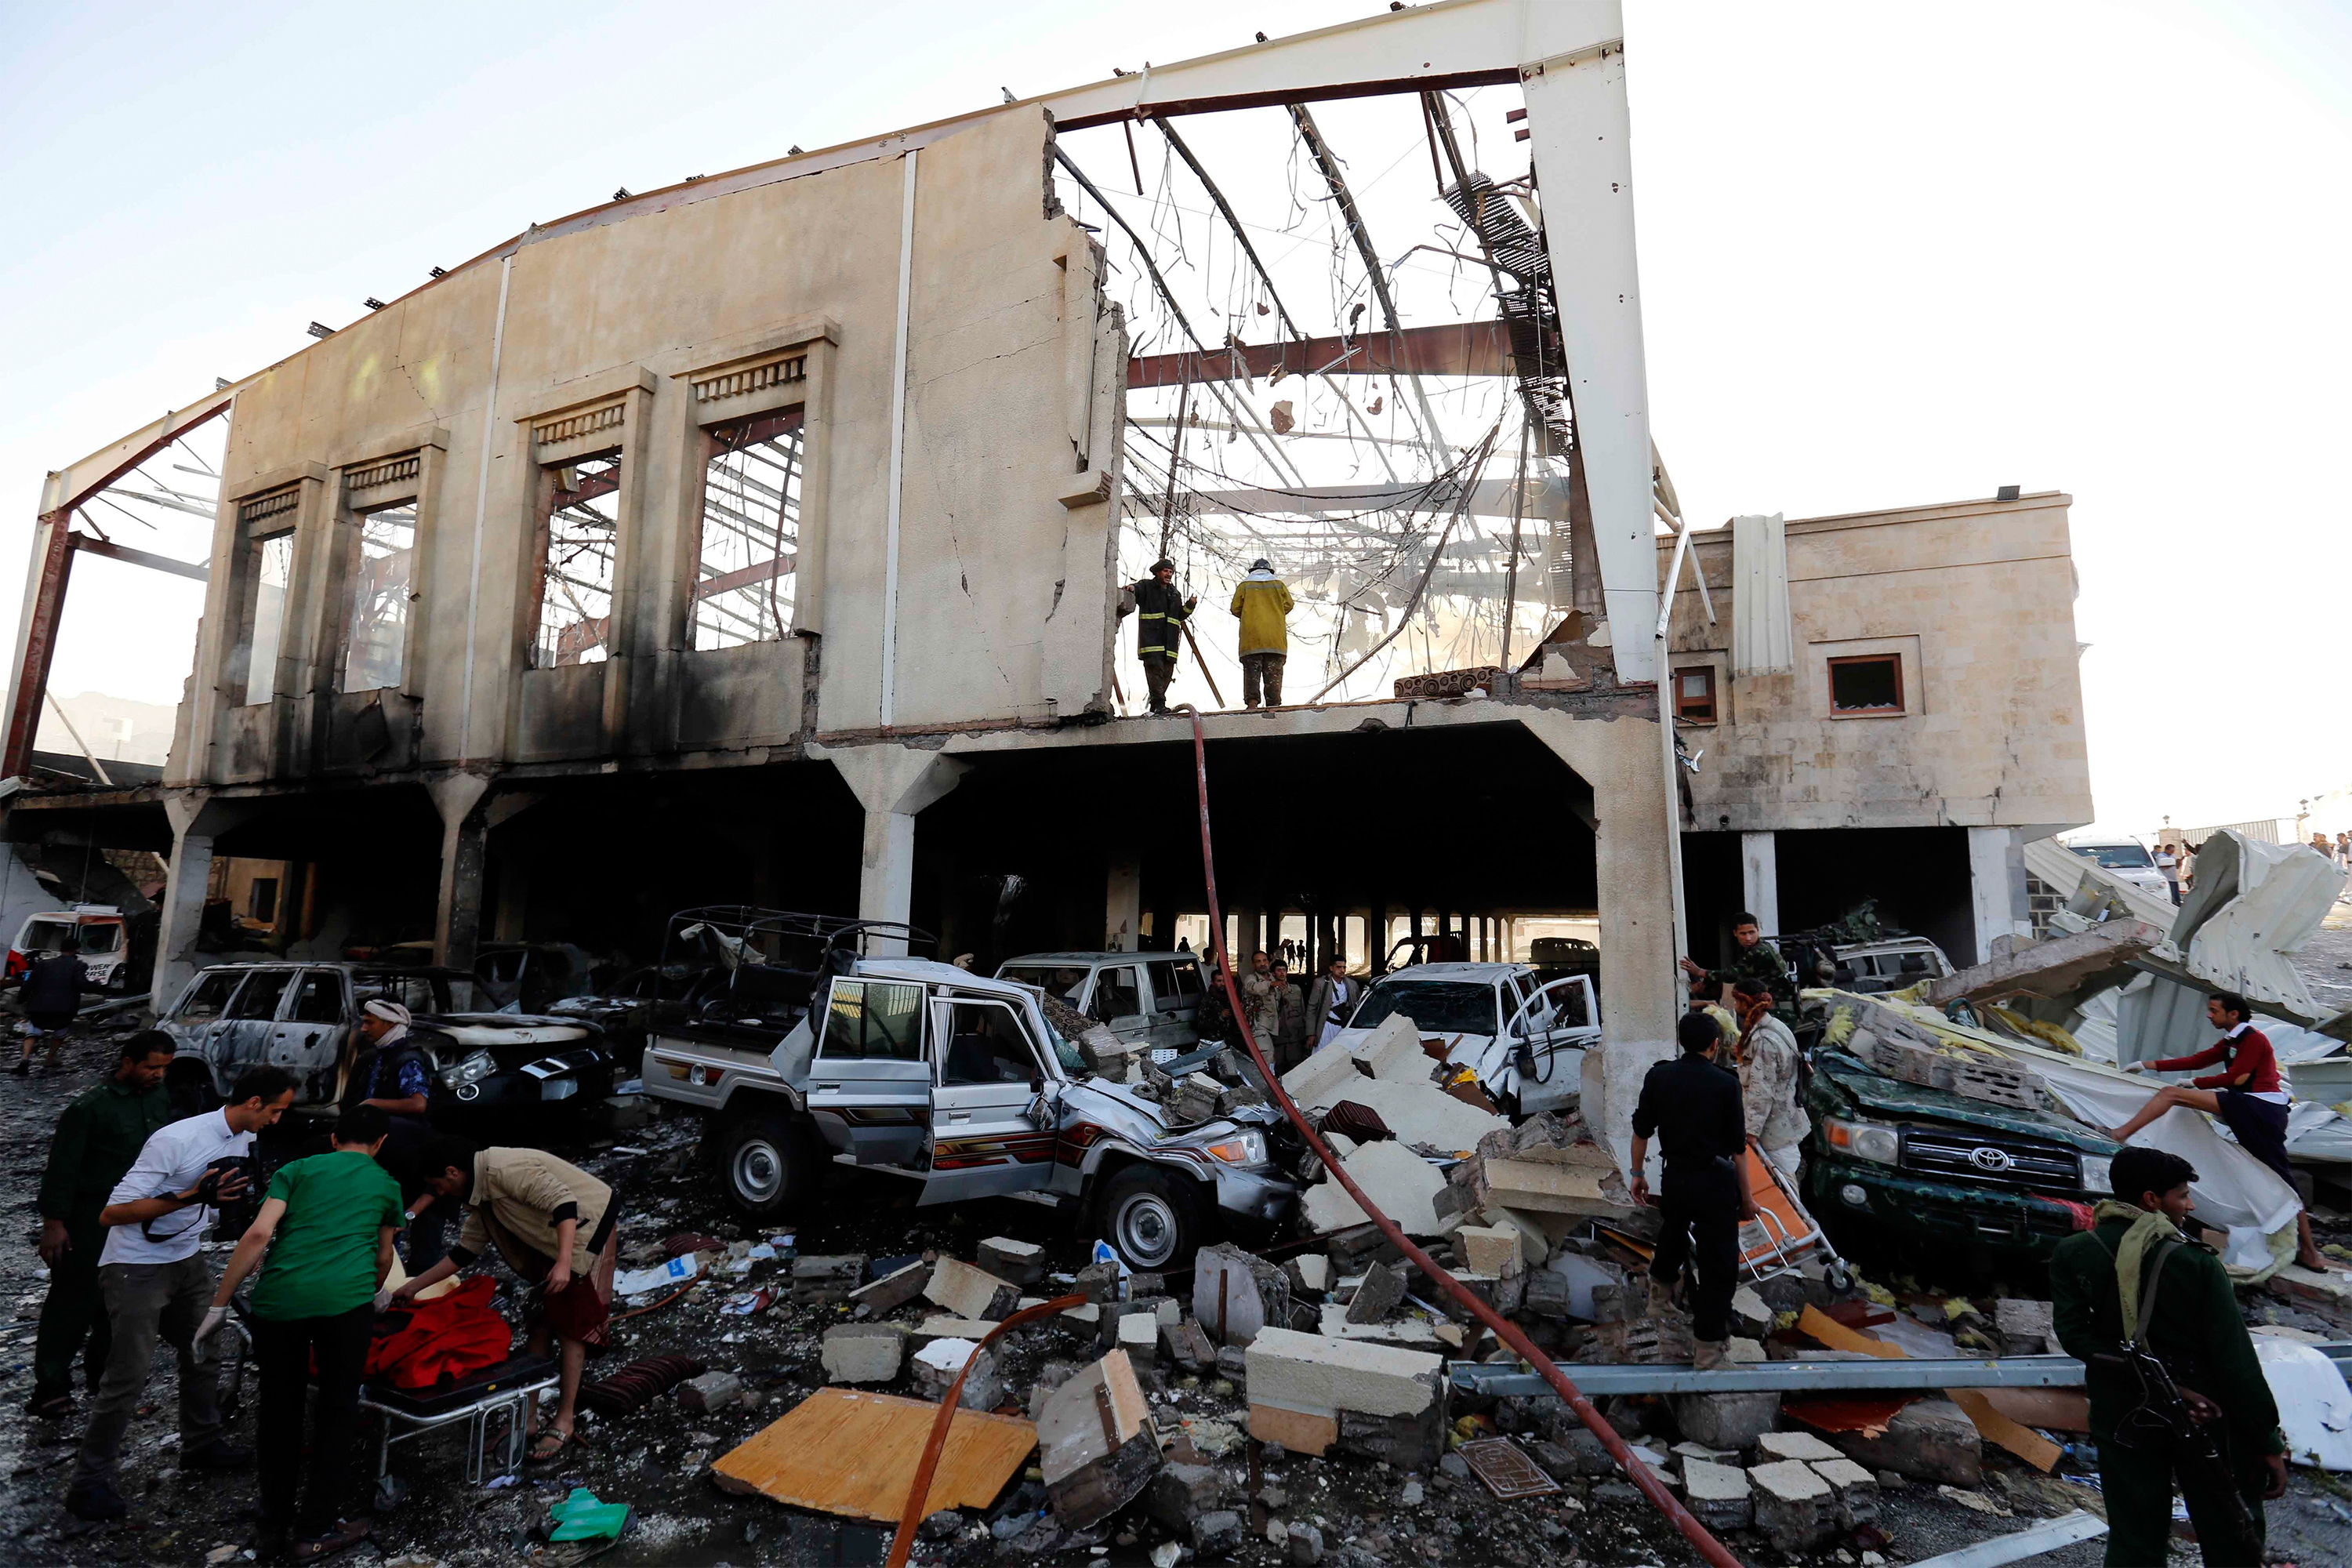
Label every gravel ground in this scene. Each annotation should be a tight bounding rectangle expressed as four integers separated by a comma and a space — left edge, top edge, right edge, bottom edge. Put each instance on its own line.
4, 1021, 2352, 1567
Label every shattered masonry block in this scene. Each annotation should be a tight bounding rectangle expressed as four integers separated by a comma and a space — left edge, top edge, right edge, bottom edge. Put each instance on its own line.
1526, 1439, 1579, 1483
1283, 1254, 1330, 1296
1027, 1359, 1080, 1421
910, 1338, 1001, 1410
1190, 1511, 1244, 1555
1486, 1207, 1555, 1269
1323, 1223, 1402, 1275
975, 1237, 1044, 1286
1316, 1304, 1441, 1349
1668, 1391, 1780, 1450
1994, 1298, 2055, 1354
1172, 1073, 1223, 1121
1671, 1440, 1740, 1468
1039, 1349, 1161, 1528
1539, 1424, 1620, 1477
1280, 1044, 1365, 1107
679, 1370, 742, 1411
1334, 1404, 1444, 1468
1287, 1521, 1324, 1566
1162, 1318, 1217, 1371
1810, 1457, 1880, 1528
1116, 1312, 1160, 1359
1508, 1110, 1617, 1167
1454, 1224, 1524, 1279
1681, 1457, 1754, 1531
1730, 1285, 1773, 1341
1192, 1243, 1291, 1346
913, 1315, 999, 1341
1144, 1461, 1225, 1533
1246, 1326, 1443, 1423
1750, 1459, 1836, 1552
1072, 1261, 1120, 1303
1344, 1260, 1407, 1325
1301, 1138, 1449, 1236
848, 1258, 931, 1316
1756, 1430, 1845, 1465
1824, 1397, 1982, 1487
1476, 1158, 1625, 1217
819, 1323, 908, 1385
1348, 1013, 1427, 1081
925, 1258, 1019, 1322
789, 1254, 869, 1305
1520, 1270, 1571, 1319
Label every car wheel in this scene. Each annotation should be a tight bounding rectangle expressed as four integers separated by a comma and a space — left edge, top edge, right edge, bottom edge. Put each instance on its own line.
718, 1109, 820, 1221
1095, 1164, 1205, 1272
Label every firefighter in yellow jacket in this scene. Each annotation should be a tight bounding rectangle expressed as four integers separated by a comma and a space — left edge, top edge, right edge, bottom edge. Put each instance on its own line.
1230, 558, 1294, 708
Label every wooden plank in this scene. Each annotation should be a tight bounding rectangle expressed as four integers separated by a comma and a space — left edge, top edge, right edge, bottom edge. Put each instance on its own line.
712, 1387, 1036, 1521
1796, 1308, 2063, 1473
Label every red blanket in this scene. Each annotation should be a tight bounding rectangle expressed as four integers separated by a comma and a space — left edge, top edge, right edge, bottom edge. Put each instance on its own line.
366, 1276, 514, 1389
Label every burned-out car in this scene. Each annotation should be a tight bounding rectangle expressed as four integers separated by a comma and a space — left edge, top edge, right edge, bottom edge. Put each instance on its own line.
158, 962, 611, 1121
1804, 1042, 2118, 1267
634, 909, 1300, 1269
993, 950, 1207, 1054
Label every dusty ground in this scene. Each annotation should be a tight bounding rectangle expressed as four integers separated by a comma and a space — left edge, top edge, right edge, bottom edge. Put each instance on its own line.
5, 1025, 2352, 1567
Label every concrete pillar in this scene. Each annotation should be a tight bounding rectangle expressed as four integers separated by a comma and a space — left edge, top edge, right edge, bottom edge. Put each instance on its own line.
428, 773, 493, 971
1105, 853, 1142, 952
815, 743, 971, 956
153, 792, 260, 1010
1967, 825, 2026, 967
1740, 831, 1780, 933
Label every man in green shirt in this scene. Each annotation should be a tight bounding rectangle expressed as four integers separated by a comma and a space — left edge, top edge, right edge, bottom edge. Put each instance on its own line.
199, 1103, 404, 1562
2051, 1145, 2287, 1566
1678, 913, 1793, 1019
28, 1031, 174, 1417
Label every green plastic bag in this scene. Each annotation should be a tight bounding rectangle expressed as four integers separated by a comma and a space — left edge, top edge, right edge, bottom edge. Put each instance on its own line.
548, 1486, 632, 1543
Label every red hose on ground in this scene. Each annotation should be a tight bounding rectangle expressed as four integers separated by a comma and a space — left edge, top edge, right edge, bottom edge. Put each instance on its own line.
1175, 706, 1744, 1568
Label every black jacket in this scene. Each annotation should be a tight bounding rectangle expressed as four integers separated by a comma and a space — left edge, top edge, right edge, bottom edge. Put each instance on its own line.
1130, 578, 1191, 661
17, 953, 98, 1014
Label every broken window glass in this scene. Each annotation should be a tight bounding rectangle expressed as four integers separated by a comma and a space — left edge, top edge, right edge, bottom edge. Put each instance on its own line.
695, 413, 801, 651
339, 503, 415, 692
243, 529, 296, 703
534, 453, 621, 668
1828, 654, 1903, 715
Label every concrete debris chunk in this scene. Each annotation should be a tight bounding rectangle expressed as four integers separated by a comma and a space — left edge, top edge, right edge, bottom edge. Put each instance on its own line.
1171, 1072, 1224, 1122
1811, 1456, 1881, 1527
1824, 1396, 1983, 1487
1670, 1390, 1780, 1450
1454, 1224, 1524, 1279
913, 1315, 1001, 1341
1316, 1304, 1441, 1348
1730, 1285, 1773, 1340
1144, 1461, 1224, 1533
1162, 1317, 1217, 1371
1923, 917, 2166, 1007
1191, 1510, 1244, 1554
1749, 1458, 1835, 1552
1994, 1298, 2056, 1354
1192, 1243, 1291, 1345
1680, 1457, 1754, 1530
1116, 1311, 1160, 1359
1335, 1404, 1444, 1468
1301, 1139, 1448, 1235
1475, 1156, 1634, 1218
848, 1258, 931, 1315
679, 1370, 742, 1411
926, 1257, 1020, 1322
789, 1253, 869, 1305
975, 1236, 1044, 1285
1756, 1429, 1845, 1465
818, 1323, 908, 1385
911, 1338, 1002, 1410
1344, 1260, 1408, 1324
1247, 1326, 1443, 1422
1283, 1254, 1330, 1296
1037, 1349, 1161, 1528
1287, 1520, 1325, 1564
1347, 1013, 1428, 1080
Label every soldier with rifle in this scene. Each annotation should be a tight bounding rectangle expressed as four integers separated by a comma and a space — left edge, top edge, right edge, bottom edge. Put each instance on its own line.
2051, 1145, 2285, 1566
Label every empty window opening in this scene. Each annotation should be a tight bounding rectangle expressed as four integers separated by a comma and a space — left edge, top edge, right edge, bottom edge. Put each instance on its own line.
1674, 666, 1717, 724
242, 528, 296, 704
695, 412, 801, 650
1828, 654, 1904, 715
340, 502, 415, 692
535, 453, 621, 667
249, 878, 279, 923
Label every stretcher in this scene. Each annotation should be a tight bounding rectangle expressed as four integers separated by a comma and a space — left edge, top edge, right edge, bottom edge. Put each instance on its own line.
1736, 1141, 1853, 1294
360, 1353, 561, 1501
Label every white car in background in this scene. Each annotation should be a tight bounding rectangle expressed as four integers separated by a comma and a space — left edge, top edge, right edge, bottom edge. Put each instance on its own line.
2063, 837, 2173, 900
1322, 962, 1598, 1116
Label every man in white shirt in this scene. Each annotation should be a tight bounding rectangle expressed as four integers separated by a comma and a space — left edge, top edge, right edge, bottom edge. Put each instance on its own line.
1306, 957, 1361, 1052
65, 1065, 296, 1522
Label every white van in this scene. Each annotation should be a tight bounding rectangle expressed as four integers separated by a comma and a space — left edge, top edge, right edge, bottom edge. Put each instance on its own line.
2063, 838, 2172, 900
8, 906, 129, 992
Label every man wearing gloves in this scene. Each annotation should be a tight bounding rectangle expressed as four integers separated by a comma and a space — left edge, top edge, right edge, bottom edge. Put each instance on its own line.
1116, 557, 1197, 716
199, 1103, 405, 1562
66, 1065, 294, 1521
1229, 558, 1294, 709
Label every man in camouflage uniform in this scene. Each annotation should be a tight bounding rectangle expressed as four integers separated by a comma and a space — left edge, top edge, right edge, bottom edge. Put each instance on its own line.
1679, 912, 1793, 1020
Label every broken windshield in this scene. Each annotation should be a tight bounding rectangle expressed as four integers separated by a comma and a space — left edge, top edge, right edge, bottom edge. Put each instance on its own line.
1348, 979, 1498, 1037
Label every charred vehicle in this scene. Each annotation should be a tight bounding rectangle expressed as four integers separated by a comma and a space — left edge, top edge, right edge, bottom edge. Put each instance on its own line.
157, 962, 610, 1121
636, 908, 1301, 1269
993, 950, 1207, 1055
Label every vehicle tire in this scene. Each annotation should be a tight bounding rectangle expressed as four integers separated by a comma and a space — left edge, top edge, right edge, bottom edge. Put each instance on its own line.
1824, 1260, 1856, 1297
165, 1059, 222, 1121
717, 1109, 822, 1221
1094, 1164, 1206, 1272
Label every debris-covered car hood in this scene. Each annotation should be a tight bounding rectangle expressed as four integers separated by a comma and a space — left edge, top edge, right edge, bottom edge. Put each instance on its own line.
428, 1013, 597, 1051
1813, 1048, 2117, 1152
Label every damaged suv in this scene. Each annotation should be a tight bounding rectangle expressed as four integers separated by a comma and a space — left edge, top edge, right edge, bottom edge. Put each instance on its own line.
635, 909, 1299, 1269
1805, 1042, 2119, 1267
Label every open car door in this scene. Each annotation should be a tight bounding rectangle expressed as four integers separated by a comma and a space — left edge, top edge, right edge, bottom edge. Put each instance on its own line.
921, 993, 1059, 1204
805, 975, 930, 1167
1508, 975, 1599, 1109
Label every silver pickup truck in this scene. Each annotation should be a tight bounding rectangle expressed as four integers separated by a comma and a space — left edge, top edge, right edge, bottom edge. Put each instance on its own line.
641, 951, 1301, 1269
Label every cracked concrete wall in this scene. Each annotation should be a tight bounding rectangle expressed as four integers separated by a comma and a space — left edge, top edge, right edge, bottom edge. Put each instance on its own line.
1657, 492, 2093, 834
186, 106, 1120, 781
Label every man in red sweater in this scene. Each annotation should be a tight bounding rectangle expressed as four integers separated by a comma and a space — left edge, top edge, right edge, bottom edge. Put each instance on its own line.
2111, 990, 2332, 1272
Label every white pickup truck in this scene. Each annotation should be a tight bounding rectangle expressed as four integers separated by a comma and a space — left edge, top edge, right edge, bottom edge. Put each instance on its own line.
640, 946, 1301, 1270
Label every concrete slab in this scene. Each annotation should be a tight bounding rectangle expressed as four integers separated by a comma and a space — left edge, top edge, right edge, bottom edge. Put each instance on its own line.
820, 1323, 909, 1384
977, 1236, 1044, 1285
927, 1257, 1018, 1321
1756, 1430, 1843, 1464
1037, 1350, 1160, 1528
1454, 1224, 1524, 1279
1348, 1014, 1428, 1081
1246, 1326, 1443, 1420
1301, 1139, 1448, 1235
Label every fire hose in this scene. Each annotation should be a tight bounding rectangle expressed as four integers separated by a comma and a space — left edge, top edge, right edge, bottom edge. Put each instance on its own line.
884, 705, 1741, 1568
1172, 705, 1743, 1568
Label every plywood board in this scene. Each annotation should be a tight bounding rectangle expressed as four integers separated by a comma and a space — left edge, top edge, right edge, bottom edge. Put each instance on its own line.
1795, 1307, 2063, 1472
712, 1387, 1036, 1521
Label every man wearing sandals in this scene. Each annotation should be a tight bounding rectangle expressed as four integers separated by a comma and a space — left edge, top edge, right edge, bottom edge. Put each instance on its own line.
391, 1139, 619, 1466
196, 1103, 405, 1562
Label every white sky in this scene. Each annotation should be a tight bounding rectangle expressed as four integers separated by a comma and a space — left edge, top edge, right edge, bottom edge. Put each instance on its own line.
2, 0, 2345, 833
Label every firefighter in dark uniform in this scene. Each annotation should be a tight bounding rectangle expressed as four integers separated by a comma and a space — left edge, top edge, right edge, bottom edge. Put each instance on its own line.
2051, 1145, 2285, 1567
1679, 911, 1793, 1022
1628, 1011, 1756, 1370
1116, 558, 1196, 715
